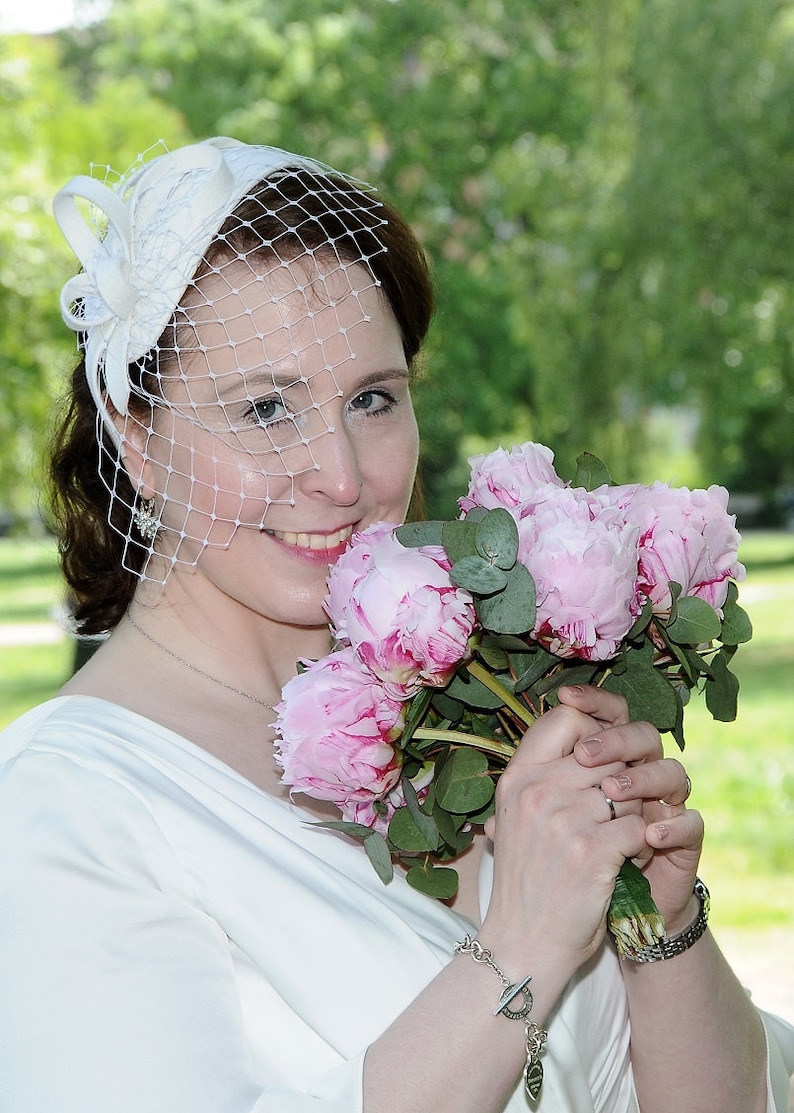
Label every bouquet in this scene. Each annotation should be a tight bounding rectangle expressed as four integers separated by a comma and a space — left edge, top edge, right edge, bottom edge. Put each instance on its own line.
274, 442, 751, 957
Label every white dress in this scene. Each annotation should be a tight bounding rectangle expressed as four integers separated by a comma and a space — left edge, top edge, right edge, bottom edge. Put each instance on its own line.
0, 696, 790, 1113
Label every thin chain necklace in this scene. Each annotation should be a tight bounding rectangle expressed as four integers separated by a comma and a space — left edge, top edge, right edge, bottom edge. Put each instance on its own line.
127, 613, 274, 710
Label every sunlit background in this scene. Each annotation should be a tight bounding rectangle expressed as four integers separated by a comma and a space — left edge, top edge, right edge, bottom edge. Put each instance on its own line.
0, 0, 792, 1070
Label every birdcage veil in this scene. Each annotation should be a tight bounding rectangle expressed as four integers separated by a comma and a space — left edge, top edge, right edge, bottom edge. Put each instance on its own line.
52, 137, 390, 583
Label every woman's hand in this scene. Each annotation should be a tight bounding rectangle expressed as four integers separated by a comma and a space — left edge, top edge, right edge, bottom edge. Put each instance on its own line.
562, 684, 704, 935
479, 686, 662, 982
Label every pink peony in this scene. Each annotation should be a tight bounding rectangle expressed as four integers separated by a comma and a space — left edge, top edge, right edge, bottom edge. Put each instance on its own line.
619, 482, 746, 616
325, 523, 476, 698
273, 647, 404, 819
459, 442, 564, 515
515, 484, 643, 661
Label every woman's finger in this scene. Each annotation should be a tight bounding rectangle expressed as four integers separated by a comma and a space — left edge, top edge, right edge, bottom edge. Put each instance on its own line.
556, 684, 631, 726
572, 718, 663, 770
600, 756, 691, 810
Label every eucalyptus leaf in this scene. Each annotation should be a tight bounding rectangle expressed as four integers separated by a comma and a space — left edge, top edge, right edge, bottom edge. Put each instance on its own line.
314, 819, 376, 838
405, 864, 459, 900
402, 776, 441, 847
475, 507, 519, 570
433, 804, 467, 846
666, 596, 721, 645
573, 451, 612, 490
602, 663, 679, 731
477, 562, 536, 634
513, 646, 559, 692
435, 747, 495, 813
446, 669, 506, 709
450, 555, 509, 595
704, 649, 739, 722
475, 641, 511, 671
401, 685, 433, 743
388, 806, 441, 853
395, 520, 445, 548
363, 831, 394, 884
431, 689, 465, 722
626, 599, 653, 641
720, 593, 753, 645
441, 518, 480, 565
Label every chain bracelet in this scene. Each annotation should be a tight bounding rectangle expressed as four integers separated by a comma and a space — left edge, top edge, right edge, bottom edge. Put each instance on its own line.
455, 934, 548, 1101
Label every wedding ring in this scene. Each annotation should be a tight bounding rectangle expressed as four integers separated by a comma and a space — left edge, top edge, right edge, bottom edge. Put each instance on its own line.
597, 785, 617, 821
659, 774, 692, 808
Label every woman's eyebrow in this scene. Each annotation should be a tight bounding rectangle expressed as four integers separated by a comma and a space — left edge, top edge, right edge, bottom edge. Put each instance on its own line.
221, 366, 410, 395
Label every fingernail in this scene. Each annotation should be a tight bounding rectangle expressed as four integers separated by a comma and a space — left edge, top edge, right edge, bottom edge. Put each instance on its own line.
613, 774, 632, 791
580, 738, 604, 757
563, 685, 585, 694
654, 823, 670, 841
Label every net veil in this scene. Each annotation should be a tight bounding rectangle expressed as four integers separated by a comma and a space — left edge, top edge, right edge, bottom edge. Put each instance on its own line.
53, 137, 390, 583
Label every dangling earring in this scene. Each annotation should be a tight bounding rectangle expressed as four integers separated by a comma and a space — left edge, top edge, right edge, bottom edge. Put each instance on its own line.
133, 496, 160, 542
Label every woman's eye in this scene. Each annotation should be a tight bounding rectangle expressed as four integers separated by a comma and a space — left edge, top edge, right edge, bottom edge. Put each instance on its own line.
349, 389, 397, 415
250, 397, 287, 424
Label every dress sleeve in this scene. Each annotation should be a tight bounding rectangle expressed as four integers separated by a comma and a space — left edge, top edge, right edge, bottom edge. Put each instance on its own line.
0, 748, 365, 1113
760, 1009, 794, 1113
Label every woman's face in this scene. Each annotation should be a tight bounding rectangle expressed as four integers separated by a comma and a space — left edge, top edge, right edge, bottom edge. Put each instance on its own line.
136, 255, 420, 625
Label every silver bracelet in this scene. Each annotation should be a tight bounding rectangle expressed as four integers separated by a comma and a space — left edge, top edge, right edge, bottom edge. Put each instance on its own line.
621, 878, 710, 962
454, 934, 548, 1101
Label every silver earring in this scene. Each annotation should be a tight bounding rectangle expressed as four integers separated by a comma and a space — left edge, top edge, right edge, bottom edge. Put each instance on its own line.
133, 496, 160, 542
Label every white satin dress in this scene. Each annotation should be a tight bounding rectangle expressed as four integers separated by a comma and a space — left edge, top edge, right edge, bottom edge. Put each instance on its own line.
0, 697, 791, 1112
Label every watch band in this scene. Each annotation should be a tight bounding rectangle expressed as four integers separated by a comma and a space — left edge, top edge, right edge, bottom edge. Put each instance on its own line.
621, 878, 710, 962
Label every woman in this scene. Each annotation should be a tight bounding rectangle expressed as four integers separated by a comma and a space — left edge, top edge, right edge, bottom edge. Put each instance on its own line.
0, 136, 790, 1112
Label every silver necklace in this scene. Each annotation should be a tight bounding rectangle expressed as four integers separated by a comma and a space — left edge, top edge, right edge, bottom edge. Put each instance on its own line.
127, 613, 274, 710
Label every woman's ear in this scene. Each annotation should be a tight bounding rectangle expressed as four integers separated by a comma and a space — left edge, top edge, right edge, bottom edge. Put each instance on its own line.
110, 405, 158, 501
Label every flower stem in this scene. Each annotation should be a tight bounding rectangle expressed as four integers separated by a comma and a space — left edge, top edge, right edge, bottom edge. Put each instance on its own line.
465, 660, 535, 728
412, 727, 516, 760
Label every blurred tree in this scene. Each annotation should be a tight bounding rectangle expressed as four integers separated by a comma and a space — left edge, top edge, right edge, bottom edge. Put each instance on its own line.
0, 30, 188, 526
7, 0, 794, 522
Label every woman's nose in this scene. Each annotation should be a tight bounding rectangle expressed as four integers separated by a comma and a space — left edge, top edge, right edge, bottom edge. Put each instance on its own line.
302, 424, 363, 505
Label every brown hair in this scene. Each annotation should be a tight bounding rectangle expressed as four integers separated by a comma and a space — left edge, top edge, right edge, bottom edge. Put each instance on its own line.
49, 169, 434, 635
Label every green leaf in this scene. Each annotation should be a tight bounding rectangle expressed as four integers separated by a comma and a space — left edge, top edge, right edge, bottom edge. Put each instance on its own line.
395, 520, 445, 548
446, 669, 507, 709
704, 649, 740, 722
401, 685, 434, 744
363, 831, 394, 884
668, 688, 686, 751
402, 775, 441, 847
433, 803, 467, 847
665, 596, 721, 645
388, 806, 441, 853
430, 690, 465, 723
476, 562, 536, 634
314, 819, 374, 838
626, 599, 653, 640
573, 451, 612, 489
720, 592, 753, 645
475, 507, 519, 570
405, 863, 459, 900
435, 747, 495, 813
441, 518, 480, 565
512, 646, 562, 692
475, 641, 511, 671
450, 555, 508, 595
602, 663, 679, 731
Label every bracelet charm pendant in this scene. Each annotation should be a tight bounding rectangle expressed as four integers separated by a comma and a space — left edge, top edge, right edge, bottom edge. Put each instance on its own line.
524, 1021, 548, 1100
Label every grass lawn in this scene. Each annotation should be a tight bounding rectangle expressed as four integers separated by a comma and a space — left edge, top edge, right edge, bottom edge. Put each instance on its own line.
1, 531, 793, 936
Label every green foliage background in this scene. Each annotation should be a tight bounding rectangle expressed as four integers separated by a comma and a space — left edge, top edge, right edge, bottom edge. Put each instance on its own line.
2, 0, 794, 521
